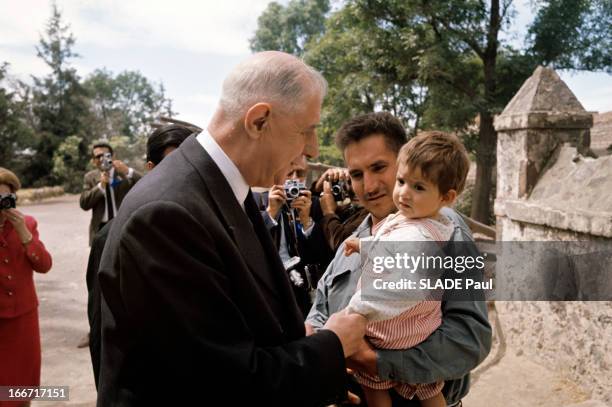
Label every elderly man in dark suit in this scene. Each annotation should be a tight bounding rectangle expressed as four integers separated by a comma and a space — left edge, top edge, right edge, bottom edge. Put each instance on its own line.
97, 51, 366, 406
79, 141, 141, 246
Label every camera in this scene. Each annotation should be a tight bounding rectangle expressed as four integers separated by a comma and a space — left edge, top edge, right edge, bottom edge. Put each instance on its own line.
100, 152, 113, 172
331, 180, 349, 202
284, 179, 306, 202
0, 193, 17, 210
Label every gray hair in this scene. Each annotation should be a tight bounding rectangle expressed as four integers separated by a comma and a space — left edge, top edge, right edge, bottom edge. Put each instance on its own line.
219, 52, 327, 119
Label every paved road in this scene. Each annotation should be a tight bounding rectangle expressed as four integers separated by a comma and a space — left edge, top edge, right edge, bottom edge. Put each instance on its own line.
25, 195, 96, 406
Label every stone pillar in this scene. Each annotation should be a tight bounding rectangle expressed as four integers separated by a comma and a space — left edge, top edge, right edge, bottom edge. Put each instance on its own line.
493, 66, 593, 240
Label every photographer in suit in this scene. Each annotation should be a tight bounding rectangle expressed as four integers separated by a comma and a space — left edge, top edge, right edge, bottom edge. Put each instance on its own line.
78, 141, 142, 348
255, 155, 334, 318
79, 141, 141, 246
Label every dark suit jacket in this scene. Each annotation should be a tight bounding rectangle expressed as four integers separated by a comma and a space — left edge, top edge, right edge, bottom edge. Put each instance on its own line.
86, 220, 112, 389
97, 135, 347, 406
79, 168, 141, 245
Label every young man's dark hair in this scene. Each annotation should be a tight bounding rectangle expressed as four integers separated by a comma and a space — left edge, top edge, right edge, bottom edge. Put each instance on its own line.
92, 141, 113, 156
335, 111, 407, 155
146, 125, 194, 165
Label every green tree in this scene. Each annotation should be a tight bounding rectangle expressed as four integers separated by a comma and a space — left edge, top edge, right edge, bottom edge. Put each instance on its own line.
84, 68, 174, 142
0, 63, 35, 176
250, 0, 330, 56
52, 134, 87, 192
527, 0, 611, 72
304, 3, 428, 139
28, 2, 91, 187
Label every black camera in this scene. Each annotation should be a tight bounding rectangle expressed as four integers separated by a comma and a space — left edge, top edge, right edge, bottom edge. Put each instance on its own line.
100, 152, 113, 172
0, 193, 17, 210
284, 179, 306, 202
331, 180, 349, 202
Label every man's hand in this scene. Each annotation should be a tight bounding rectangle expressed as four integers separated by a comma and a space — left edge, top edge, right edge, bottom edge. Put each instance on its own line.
344, 237, 360, 256
291, 190, 312, 225
266, 185, 287, 220
100, 171, 110, 188
305, 323, 315, 336
319, 180, 337, 216
314, 167, 349, 193
323, 309, 366, 358
113, 160, 129, 176
346, 338, 378, 377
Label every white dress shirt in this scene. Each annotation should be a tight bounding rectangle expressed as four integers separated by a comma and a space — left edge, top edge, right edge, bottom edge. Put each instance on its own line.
197, 129, 249, 210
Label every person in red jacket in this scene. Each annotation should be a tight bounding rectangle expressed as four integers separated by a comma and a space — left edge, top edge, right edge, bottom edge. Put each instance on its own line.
0, 167, 52, 405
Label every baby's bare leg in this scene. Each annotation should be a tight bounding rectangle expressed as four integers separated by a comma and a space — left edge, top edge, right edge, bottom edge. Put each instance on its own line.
419, 392, 446, 407
361, 386, 392, 407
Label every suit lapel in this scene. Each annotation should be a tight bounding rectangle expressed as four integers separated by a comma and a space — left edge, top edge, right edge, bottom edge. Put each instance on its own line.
179, 136, 284, 303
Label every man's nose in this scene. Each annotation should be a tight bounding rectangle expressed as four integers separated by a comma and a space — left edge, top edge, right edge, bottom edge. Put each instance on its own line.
363, 172, 378, 195
302, 131, 319, 160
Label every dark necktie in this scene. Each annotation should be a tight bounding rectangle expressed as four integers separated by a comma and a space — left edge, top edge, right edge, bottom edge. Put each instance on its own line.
105, 181, 115, 221
281, 209, 299, 257
244, 190, 264, 229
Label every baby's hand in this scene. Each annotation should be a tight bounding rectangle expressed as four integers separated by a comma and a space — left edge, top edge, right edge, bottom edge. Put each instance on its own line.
344, 237, 360, 256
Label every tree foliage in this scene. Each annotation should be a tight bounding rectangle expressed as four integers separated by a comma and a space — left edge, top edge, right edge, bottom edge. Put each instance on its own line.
0, 63, 35, 173
51, 134, 86, 192
527, 0, 611, 72
250, 0, 330, 56
27, 2, 91, 187
84, 68, 174, 142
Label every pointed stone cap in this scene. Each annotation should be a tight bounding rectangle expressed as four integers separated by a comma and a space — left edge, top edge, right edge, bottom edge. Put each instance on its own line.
495, 66, 594, 131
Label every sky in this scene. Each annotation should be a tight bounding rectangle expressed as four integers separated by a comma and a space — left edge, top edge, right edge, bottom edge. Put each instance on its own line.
1, 0, 610, 129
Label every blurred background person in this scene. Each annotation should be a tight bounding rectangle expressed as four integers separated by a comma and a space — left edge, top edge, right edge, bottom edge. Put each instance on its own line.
313, 167, 368, 252
86, 124, 194, 387
77, 141, 142, 348
0, 167, 52, 405
79, 141, 142, 246
254, 155, 334, 317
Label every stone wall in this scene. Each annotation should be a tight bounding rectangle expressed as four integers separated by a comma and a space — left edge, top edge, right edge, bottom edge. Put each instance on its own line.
591, 111, 612, 155
494, 67, 612, 403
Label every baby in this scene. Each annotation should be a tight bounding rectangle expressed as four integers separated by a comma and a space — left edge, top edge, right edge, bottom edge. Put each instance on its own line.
344, 131, 470, 407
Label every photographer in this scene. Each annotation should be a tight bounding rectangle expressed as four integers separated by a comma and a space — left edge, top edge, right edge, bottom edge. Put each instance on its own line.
0, 167, 52, 399
78, 142, 141, 348
314, 168, 368, 252
255, 156, 333, 318
79, 141, 142, 246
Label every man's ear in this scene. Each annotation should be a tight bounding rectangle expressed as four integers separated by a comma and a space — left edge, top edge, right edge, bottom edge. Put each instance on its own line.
146, 161, 155, 171
441, 189, 457, 206
244, 103, 271, 138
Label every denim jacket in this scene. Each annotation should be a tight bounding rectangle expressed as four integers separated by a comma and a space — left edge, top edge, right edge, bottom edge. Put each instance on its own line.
306, 207, 492, 404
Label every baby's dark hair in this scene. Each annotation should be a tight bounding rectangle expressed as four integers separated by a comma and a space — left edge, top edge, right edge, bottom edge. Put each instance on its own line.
398, 131, 470, 195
